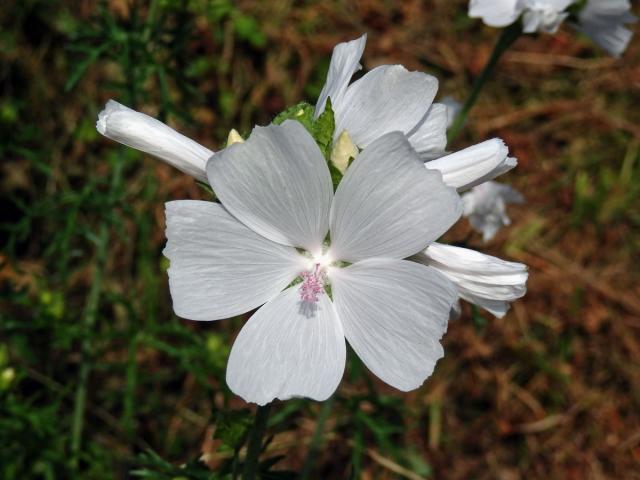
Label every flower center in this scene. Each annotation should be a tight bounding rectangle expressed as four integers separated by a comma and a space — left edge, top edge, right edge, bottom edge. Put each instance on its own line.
299, 263, 326, 304
298, 251, 334, 304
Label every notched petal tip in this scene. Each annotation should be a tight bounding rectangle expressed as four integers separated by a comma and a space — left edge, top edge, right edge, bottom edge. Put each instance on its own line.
96, 99, 129, 135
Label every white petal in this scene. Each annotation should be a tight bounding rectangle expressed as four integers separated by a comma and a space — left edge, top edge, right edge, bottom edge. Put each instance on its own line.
441, 96, 462, 128
335, 65, 439, 147
330, 132, 461, 262
331, 259, 457, 391
163, 201, 304, 321
97, 100, 212, 182
425, 138, 516, 191
226, 286, 345, 405
408, 103, 448, 160
462, 181, 524, 242
207, 120, 333, 254
417, 242, 528, 317
579, 22, 635, 57
577, 0, 637, 57
314, 35, 367, 119
469, 0, 522, 27
523, 10, 568, 34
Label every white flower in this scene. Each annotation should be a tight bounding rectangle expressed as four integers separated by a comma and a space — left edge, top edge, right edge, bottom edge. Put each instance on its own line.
96, 100, 213, 182
469, 0, 575, 33
314, 34, 447, 160
415, 243, 528, 318
576, 0, 637, 57
461, 181, 524, 242
441, 96, 462, 128
469, 0, 636, 56
164, 120, 462, 404
521, 0, 575, 33
315, 35, 517, 183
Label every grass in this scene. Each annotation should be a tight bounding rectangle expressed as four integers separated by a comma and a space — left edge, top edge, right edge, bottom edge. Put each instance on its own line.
1, 0, 639, 478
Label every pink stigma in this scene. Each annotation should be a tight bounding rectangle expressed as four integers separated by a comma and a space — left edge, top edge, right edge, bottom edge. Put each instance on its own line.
299, 263, 325, 303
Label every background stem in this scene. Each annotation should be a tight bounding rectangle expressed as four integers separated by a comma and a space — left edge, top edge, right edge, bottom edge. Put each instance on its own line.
243, 404, 272, 480
70, 223, 109, 469
447, 23, 522, 143
299, 398, 334, 480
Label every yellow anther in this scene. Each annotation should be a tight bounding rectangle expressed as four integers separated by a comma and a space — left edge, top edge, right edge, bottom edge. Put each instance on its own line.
226, 128, 245, 146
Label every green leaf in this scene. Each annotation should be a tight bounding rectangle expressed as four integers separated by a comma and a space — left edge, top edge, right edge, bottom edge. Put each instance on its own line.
64, 44, 109, 92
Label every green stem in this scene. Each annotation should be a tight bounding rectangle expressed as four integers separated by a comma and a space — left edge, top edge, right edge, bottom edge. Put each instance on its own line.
299, 398, 334, 480
243, 404, 272, 480
447, 22, 522, 143
70, 222, 109, 469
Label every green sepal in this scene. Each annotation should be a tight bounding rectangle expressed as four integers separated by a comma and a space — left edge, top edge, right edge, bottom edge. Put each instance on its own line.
272, 99, 336, 159
328, 160, 343, 191
313, 98, 335, 159
272, 102, 315, 130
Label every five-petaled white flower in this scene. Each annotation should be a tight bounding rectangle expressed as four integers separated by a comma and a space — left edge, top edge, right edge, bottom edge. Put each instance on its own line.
96, 35, 528, 324
462, 181, 525, 242
164, 120, 462, 405
468, 0, 636, 57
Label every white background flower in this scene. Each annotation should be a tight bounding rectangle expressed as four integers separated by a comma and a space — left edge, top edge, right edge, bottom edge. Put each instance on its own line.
577, 0, 637, 57
469, 0, 575, 33
462, 181, 525, 242
164, 120, 462, 404
468, 0, 636, 56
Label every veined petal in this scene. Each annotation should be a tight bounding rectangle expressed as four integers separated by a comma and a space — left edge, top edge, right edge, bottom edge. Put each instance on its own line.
163, 201, 304, 321
226, 286, 346, 405
331, 259, 457, 391
416, 242, 528, 318
335, 65, 439, 147
469, 0, 522, 27
314, 34, 367, 119
577, 0, 637, 57
425, 138, 516, 191
207, 120, 333, 254
97, 100, 212, 182
408, 103, 448, 161
330, 132, 461, 262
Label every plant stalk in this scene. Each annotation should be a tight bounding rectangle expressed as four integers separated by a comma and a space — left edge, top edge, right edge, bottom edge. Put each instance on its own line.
243, 403, 272, 480
299, 398, 334, 480
70, 222, 109, 469
447, 22, 522, 143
